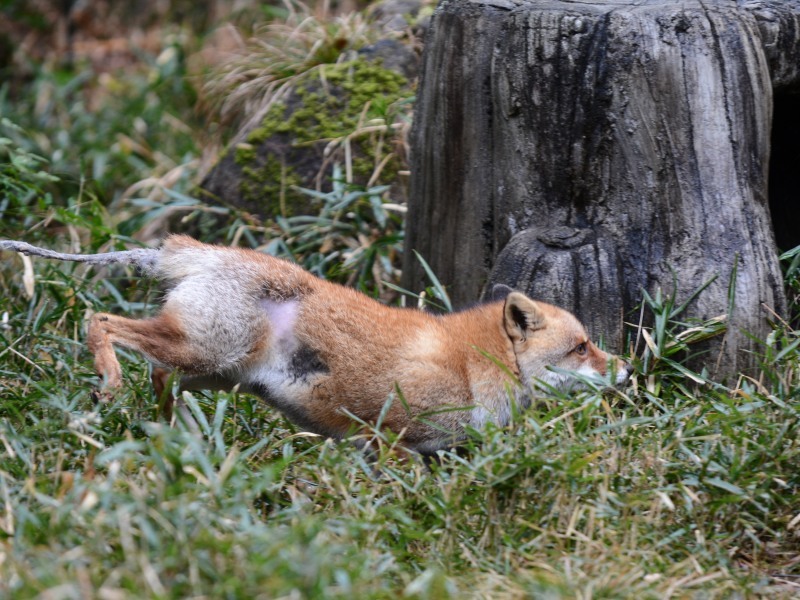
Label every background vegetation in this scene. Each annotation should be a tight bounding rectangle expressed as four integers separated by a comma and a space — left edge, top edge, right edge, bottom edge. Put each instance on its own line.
1, 1, 800, 597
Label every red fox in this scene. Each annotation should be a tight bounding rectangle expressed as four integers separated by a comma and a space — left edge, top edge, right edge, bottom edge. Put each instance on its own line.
1, 236, 632, 453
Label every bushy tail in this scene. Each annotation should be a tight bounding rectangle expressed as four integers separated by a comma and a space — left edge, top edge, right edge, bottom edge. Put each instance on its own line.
0, 240, 160, 273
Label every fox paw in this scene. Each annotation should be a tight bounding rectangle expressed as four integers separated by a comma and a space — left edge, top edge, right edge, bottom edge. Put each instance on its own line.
90, 388, 115, 404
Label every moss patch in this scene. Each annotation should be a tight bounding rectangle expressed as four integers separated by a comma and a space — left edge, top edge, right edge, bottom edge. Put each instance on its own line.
237, 148, 303, 218
233, 58, 412, 215
247, 60, 408, 145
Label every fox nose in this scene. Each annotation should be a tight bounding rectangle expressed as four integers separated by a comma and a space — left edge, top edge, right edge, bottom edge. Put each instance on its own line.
615, 361, 634, 385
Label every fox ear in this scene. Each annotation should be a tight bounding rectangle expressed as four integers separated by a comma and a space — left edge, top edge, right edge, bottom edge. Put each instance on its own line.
503, 292, 545, 343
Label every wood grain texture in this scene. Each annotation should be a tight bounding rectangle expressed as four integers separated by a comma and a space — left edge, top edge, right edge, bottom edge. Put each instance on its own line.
403, 0, 800, 376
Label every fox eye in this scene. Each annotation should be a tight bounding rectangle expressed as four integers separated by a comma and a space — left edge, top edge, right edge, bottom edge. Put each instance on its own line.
573, 342, 588, 356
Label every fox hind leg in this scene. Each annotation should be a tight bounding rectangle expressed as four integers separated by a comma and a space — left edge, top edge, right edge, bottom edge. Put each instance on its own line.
87, 314, 125, 390
152, 366, 178, 420
151, 367, 239, 428
87, 311, 205, 391
151, 367, 206, 432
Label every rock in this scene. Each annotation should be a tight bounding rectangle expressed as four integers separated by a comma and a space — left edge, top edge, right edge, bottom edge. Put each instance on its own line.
201, 42, 418, 218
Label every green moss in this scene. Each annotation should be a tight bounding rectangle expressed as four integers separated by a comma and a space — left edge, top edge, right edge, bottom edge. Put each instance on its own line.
234, 58, 411, 213
233, 143, 256, 164
239, 153, 304, 217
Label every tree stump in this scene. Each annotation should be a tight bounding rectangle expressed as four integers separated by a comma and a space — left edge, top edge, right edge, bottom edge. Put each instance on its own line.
403, 0, 800, 376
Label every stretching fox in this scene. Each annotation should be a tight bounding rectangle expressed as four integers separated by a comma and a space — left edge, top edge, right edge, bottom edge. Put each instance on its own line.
0, 236, 632, 453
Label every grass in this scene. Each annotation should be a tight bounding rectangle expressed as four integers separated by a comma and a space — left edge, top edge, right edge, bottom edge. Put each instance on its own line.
2, 5, 800, 599
2, 262, 800, 597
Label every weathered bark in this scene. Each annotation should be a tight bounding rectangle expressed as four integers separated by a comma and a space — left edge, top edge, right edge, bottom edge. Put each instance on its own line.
404, 0, 800, 376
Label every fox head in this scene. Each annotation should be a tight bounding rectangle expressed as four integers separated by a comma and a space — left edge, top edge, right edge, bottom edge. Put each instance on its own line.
502, 292, 632, 391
